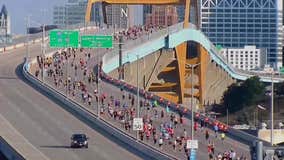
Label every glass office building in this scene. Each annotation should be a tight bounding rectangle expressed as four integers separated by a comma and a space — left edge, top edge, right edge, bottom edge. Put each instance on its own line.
53, 0, 88, 27
200, 0, 283, 69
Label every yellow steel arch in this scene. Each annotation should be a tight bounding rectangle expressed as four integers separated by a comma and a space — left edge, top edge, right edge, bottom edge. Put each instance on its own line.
85, 0, 187, 25
85, 0, 208, 108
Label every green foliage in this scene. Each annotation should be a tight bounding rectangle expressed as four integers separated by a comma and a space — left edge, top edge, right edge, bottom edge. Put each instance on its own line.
275, 82, 284, 95
222, 76, 265, 113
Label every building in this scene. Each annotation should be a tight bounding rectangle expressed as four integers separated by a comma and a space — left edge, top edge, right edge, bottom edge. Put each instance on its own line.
143, 5, 152, 24
176, 0, 199, 25
0, 4, 11, 44
54, 1, 144, 29
200, 0, 283, 69
105, 5, 127, 28
176, 5, 185, 22
221, 46, 266, 71
53, 0, 88, 27
105, 5, 143, 29
128, 5, 144, 27
145, 5, 178, 26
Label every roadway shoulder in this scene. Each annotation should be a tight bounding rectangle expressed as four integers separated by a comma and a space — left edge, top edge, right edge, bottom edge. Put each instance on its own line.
0, 114, 50, 160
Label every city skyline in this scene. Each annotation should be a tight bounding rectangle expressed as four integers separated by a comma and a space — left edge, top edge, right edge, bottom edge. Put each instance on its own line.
1, 0, 65, 35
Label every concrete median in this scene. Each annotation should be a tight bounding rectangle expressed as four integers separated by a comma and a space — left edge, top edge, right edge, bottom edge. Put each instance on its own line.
0, 114, 50, 160
0, 136, 24, 160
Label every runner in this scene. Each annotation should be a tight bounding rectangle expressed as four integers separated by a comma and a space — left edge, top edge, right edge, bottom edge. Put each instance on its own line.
205, 129, 209, 141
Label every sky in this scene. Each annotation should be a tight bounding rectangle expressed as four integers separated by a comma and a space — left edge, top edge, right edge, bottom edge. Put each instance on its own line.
0, 0, 66, 35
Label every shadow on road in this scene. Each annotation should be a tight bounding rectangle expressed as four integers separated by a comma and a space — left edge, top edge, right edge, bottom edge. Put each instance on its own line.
0, 76, 18, 80
40, 145, 71, 149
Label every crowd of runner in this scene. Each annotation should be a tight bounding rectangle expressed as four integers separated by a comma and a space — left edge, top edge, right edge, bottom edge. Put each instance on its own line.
33, 47, 249, 159
114, 24, 165, 41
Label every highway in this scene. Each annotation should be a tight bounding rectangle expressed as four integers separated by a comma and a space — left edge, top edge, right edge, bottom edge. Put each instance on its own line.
0, 44, 147, 160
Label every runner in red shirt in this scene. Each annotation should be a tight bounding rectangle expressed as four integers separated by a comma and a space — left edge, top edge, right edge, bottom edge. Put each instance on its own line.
194, 122, 198, 131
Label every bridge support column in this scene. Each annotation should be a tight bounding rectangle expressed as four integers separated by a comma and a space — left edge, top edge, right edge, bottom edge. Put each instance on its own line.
175, 42, 187, 103
198, 45, 209, 109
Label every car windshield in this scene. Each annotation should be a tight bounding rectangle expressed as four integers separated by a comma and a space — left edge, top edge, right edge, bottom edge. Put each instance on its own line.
73, 134, 86, 139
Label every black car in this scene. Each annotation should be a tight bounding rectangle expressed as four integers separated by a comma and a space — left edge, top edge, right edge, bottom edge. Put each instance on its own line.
70, 134, 89, 148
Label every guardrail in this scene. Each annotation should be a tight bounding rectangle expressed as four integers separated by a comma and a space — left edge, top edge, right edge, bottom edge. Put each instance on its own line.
22, 59, 177, 160
0, 113, 50, 160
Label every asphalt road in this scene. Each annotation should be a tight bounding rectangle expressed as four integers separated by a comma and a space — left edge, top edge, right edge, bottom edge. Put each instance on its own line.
0, 44, 147, 159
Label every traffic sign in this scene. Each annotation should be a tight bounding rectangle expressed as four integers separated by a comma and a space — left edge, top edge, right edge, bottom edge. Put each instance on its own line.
133, 118, 143, 131
190, 149, 197, 160
81, 35, 113, 48
187, 140, 198, 149
49, 30, 79, 48
280, 67, 284, 73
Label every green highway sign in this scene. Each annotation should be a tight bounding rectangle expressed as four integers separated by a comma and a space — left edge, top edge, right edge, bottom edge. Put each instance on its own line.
280, 67, 284, 73
49, 30, 79, 48
81, 35, 113, 48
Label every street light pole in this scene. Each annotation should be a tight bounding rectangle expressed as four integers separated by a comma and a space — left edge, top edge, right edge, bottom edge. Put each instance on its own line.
42, 22, 45, 82
188, 63, 200, 140
191, 64, 194, 140
97, 56, 101, 119
41, 9, 47, 82
137, 55, 140, 118
136, 54, 140, 139
271, 72, 274, 146
26, 16, 30, 62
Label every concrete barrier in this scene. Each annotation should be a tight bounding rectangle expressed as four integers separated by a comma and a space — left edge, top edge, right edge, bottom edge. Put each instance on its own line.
0, 114, 50, 160
15, 43, 25, 48
0, 136, 24, 160
5, 46, 14, 51
22, 61, 177, 160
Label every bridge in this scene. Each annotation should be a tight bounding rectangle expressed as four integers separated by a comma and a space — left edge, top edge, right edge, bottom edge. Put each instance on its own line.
0, 0, 280, 160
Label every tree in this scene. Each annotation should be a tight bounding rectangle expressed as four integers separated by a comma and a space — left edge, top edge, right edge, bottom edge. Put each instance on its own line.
222, 76, 265, 113
275, 82, 284, 96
